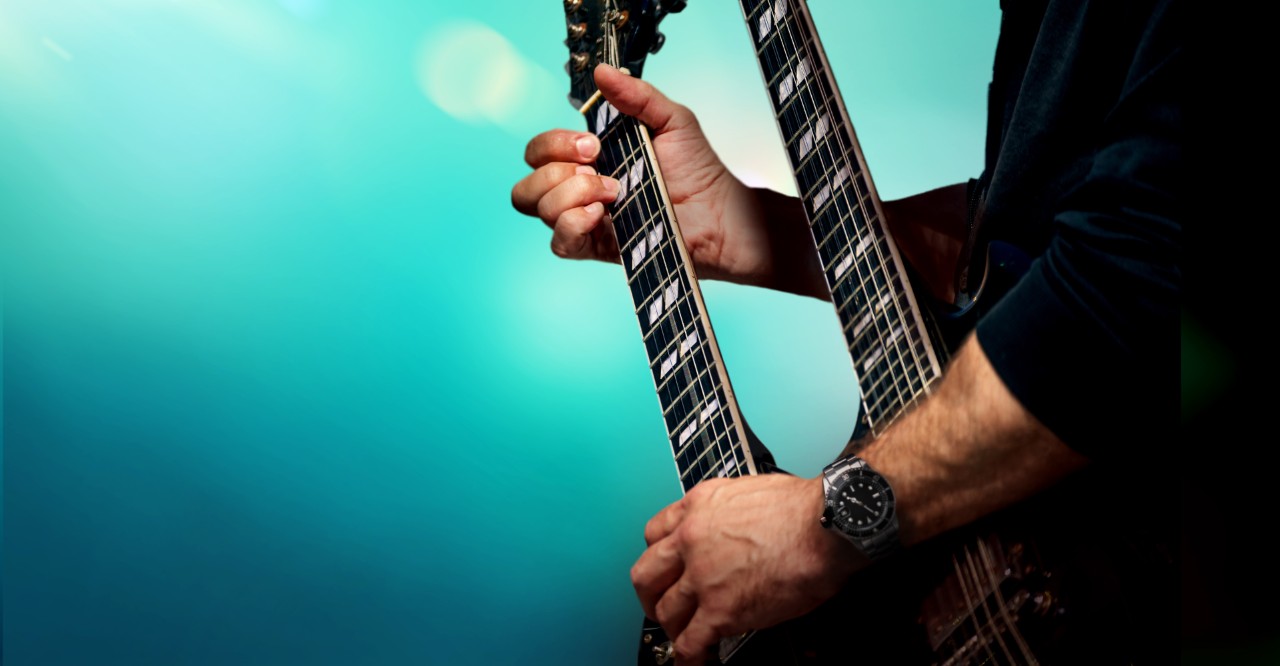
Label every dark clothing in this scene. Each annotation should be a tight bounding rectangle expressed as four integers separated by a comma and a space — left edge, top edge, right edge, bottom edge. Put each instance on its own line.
972, 0, 1182, 461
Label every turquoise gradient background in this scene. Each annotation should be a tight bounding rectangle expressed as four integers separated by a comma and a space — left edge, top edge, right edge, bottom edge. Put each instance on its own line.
1, 1, 997, 664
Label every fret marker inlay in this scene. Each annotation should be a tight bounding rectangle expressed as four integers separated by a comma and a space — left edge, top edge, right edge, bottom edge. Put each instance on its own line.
699, 398, 721, 424
757, 11, 773, 41
799, 129, 814, 159
813, 182, 832, 213
833, 252, 853, 280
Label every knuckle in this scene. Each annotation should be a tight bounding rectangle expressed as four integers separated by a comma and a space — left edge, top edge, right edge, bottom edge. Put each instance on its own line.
674, 638, 706, 662
629, 562, 645, 589
571, 173, 599, 197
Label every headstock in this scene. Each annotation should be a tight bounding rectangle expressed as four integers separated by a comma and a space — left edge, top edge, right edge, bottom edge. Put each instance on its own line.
563, 0, 687, 109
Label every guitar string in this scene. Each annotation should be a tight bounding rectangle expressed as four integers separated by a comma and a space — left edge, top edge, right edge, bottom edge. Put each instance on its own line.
766, 8, 1026, 665
605, 28, 709, 490
603, 22, 738, 489
790, 3, 929, 427
624, 120, 728, 490
615, 12, 744, 485
951, 550, 1001, 665
768, 1, 914, 428
978, 538, 1035, 663
964, 542, 1022, 665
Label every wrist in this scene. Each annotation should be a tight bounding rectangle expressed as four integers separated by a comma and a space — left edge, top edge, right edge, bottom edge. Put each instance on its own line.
819, 455, 902, 563
806, 476, 870, 578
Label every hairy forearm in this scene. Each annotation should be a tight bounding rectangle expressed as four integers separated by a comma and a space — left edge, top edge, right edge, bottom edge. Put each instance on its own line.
852, 335, 1088, 546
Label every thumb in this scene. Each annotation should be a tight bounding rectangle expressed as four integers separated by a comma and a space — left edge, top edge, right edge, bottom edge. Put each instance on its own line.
594, 63, 696, 134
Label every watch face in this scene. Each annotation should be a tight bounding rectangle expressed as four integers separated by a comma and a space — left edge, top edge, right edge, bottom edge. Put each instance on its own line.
830, 468, 895, 537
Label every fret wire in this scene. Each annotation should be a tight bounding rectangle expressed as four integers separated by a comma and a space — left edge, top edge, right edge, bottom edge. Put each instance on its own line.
647, 314, 700, 375
769, 16, 909, 419
615, 120, 699, 446
632, 121, 740, 484
596, 25, 739, 484
611, 148, 659, 248
863, 335, 922, 417
804, 159, 853, 219
665, 370, 721, 441
743, 0, 770, 24
669, 383, 726, 462
752, 5, 799, 58
806, 73, 931, 418
618, 119, 738, 486
659, 348, 717, 419
642, 298, 698, 358
624, 226, 675, 286
679, 429, 741, 480
671, 393, 728, 466
770, 40, 822, 117
747, 6, 798, 77
774, 9, 938, 422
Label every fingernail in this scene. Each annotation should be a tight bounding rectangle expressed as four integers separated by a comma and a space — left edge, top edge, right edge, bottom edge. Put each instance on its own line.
576, 134, 599, 159
585, 202, 605, 215
575, 165, 596, 176
602, 177, 620, 199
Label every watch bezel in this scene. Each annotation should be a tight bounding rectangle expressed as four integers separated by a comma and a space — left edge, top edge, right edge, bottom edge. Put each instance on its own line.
825, 466, 896, 537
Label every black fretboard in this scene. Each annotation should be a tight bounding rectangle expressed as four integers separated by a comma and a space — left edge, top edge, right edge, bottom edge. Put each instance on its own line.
739, 0, 945, 432
585, 96, 756, 491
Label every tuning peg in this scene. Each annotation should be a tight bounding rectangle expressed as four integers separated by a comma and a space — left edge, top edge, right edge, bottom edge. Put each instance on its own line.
649, 31, 666, 54
564, 0, 582, 13
567, 22, 587, 40
571, 52, 591, 71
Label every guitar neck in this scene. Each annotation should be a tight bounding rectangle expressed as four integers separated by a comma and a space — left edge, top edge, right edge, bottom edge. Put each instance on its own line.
738, 0, 945, 433
583, 96, 758, 491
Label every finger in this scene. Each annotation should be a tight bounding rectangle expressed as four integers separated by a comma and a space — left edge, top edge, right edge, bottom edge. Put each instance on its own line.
587, 216, 620, 264
594, 63, 696, 134
654, 577, 697, 640
644, 498, 687, 546
536, 172, 620, 228
524, 129, 600, 167
550, 202, 607, 259
673, 610, 721, 666
630, 538, 685, 619
511, 162, 582, 217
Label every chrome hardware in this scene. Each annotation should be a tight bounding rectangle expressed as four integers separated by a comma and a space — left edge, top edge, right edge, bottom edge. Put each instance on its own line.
605, 9, 630, 27
567, 22, 587, 40
653, 641, 675, 665
564, 0, 582, 12
570, 52, 590, 71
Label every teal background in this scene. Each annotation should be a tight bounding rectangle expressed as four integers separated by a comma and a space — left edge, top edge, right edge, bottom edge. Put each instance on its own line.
0, 1, 997, 664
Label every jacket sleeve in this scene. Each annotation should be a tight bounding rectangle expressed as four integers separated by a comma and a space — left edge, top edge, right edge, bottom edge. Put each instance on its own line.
975, 11, 1183, 461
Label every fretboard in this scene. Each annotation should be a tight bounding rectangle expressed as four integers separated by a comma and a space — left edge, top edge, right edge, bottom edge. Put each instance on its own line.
739, 0, 945, 433
584, 96, 757, 491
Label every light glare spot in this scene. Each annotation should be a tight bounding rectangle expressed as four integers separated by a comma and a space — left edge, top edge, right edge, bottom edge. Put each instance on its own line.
417, 21, 556, 130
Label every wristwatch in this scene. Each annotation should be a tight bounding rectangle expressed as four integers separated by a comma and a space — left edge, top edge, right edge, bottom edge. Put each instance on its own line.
819, 455, 901, 561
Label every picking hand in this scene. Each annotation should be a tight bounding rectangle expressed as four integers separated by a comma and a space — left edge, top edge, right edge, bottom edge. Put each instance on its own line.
631, 475, 864, 665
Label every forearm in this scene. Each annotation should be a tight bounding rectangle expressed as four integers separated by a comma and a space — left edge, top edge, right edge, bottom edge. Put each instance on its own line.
718, 185, 830, 300
853, 335, 1087, 546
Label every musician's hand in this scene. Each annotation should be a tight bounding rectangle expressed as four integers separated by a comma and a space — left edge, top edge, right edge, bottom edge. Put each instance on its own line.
511, 64, 827, 297
631, 475, 864, 665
